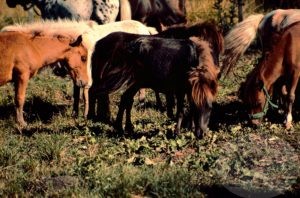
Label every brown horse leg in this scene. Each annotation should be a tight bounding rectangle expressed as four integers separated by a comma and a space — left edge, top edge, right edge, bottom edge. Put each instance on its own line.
115, 84, 140, 134
284, 72, 299, 129
175, 92, 185, 135
14, 73, 29, 128
72, 85, 80, 117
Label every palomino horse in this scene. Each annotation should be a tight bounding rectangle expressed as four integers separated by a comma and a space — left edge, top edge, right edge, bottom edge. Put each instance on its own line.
90, 22, 223, 138
2, 19, 157, 120
0, 31, 88, 128
221, 9, 300, 77
239, 22, 300, 129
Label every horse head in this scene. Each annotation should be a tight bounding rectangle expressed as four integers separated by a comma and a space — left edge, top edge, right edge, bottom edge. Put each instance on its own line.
65, 35, 90, 88
239, 61, 271, 126
152, 0, 186, 26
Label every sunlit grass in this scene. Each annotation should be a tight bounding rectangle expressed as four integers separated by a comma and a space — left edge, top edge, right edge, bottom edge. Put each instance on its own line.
0, 0, 299, 197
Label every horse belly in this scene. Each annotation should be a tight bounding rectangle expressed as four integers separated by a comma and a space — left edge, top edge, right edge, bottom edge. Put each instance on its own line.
0, 62, 14, 85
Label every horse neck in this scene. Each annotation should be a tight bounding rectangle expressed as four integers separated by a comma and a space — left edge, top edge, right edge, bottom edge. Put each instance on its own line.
259, 55, 283, 90
31, 36, 72, 68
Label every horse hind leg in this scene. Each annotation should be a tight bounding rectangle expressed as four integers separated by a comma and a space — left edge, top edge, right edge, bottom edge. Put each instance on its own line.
285, 70, 300, 130
175, 92, 185, 136
284, 71, 299, 129
14, 73, 30, 129
115, 84, 140, 135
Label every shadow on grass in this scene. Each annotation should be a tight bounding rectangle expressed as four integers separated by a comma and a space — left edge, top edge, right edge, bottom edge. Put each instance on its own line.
209, 99, 247, 131
197, 183, 300, 198
0, 96, 68, 123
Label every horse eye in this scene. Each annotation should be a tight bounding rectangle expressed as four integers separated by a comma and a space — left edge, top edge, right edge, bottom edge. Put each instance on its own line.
81, 56, 87, 62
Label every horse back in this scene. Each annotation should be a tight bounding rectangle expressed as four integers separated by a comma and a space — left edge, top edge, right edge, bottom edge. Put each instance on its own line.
0, 32, 36, 84
125, 36, 198, 90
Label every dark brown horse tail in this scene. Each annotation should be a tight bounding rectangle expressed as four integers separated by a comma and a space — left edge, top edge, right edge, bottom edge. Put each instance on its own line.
188, 66, 218, 109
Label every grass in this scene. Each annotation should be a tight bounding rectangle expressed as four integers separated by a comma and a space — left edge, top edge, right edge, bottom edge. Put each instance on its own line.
0, 0, 299, 197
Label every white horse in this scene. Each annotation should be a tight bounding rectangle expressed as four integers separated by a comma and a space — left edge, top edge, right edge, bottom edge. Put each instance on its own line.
2, 19, 157, 118
221, 9, 300, 77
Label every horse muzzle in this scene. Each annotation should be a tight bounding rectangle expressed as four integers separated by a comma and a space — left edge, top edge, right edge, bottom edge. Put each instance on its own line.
75, 79, 89, 88
250, 118, 262, 127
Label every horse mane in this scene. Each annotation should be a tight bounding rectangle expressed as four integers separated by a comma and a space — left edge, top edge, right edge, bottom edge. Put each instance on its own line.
188, 37, 219, 108
91, 32, 138, 93
158, 21, 224, 56
1, 19, 95, 39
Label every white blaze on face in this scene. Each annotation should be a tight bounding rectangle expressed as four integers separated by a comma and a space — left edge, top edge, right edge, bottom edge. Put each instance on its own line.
81, 33, 96, 87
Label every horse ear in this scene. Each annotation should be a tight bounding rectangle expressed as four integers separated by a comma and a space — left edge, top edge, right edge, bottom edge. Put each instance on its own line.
70, 35, 83, 47
6, 0, 17, 8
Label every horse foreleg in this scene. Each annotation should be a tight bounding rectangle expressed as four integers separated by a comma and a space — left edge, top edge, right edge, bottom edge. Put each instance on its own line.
96, 93, 111, 124
87, 87, 96, 119
72, 85, 80, 117
166, 93, 175, 119
155, 91, 163, 111
83, 87, 89, 118
175, 93, 185, 135
120, 0, 131, 20
14, 74, 29, 128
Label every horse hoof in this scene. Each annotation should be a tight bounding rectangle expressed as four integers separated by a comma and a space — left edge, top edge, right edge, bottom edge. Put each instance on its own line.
285, 122, 293, 130
16, 122, 28, 133
125, 124, 134, 133
196, 132, 203, 139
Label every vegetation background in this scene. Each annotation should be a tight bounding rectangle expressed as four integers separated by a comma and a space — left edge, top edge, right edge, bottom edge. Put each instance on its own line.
0, 0, 299, 197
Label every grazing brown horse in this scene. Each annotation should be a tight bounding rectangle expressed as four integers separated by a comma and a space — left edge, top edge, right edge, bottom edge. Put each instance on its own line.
239, 22, 300, 129
221, 9, 300, 77
90, 22, 223, 138
0, 31, 88, 128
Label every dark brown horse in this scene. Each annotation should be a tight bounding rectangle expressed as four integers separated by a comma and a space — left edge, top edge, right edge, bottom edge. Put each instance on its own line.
124, 0, 186, 31
0, 31, 88, 128
240, 22, 300, 129
90, 22, 223, 138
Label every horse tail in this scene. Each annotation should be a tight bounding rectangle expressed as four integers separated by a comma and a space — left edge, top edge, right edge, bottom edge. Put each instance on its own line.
220, 14, 264, 78
120, 0, 132, 20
